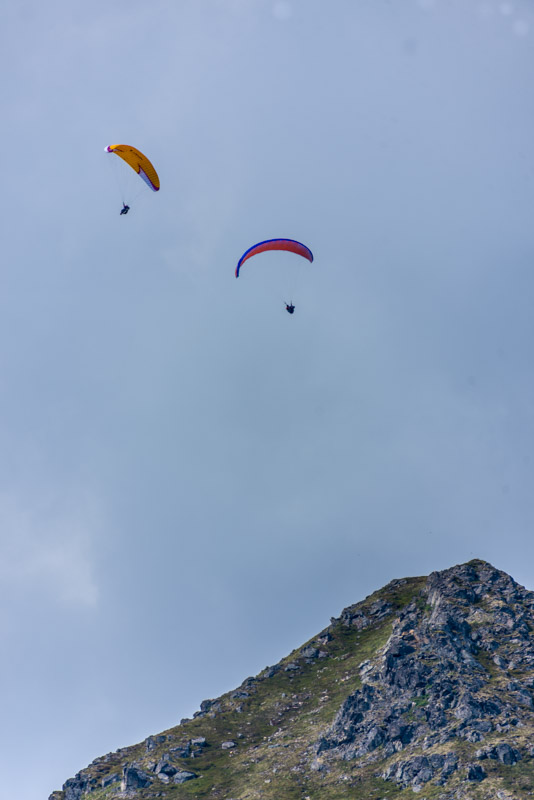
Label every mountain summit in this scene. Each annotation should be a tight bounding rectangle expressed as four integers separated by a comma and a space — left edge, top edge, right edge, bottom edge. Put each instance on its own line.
50, 560, 534, 799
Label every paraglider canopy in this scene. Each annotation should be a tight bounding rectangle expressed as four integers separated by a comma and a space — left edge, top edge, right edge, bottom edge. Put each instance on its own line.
105, 144, 160, 191
235, 238, 313, 278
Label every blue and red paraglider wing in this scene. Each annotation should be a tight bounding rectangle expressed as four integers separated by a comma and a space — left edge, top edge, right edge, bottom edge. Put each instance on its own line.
235, 238, 313, 277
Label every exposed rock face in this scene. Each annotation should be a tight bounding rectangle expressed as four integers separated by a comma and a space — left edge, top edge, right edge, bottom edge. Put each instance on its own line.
121, 765, 152, 791
316, 560, 534, 783
382, 752, 459, 788
49, 560, 534, 800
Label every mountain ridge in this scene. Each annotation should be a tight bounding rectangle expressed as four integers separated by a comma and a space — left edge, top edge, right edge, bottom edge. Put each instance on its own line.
50, 559, 534, 799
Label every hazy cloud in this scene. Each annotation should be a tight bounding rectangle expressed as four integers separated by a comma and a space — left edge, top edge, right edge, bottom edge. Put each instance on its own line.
0, 488, 100, 612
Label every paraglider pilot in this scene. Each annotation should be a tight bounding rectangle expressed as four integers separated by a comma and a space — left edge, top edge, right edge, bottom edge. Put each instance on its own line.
120, 203, 130, 215
285, 303, 295, 314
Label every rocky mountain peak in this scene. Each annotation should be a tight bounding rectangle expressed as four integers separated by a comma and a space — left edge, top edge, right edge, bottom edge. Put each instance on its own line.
50, 560, 534, 800
315, 559, 534, 794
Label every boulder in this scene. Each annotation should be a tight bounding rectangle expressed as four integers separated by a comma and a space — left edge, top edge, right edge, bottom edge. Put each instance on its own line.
466, 764, 486, 781
121, 765, 153, 791
173, 770, 197, 784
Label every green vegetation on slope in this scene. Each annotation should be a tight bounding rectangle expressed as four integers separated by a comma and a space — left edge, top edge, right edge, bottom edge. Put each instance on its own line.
63, 577, 426, 800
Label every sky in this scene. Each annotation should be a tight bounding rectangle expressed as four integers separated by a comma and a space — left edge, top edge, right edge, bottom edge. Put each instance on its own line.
2, 1, 534, 797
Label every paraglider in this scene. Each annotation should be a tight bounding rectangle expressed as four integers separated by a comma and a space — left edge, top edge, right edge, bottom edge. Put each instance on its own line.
235, 238, 313, 278
105, 144, 160, 214
235, 239, 313, 315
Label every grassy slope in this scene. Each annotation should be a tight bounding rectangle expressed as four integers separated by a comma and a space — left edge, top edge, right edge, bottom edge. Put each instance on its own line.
57, 577, 422, 800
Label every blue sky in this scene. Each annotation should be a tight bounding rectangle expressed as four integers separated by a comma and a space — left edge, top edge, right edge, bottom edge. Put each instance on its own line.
2, 1, 534, 797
